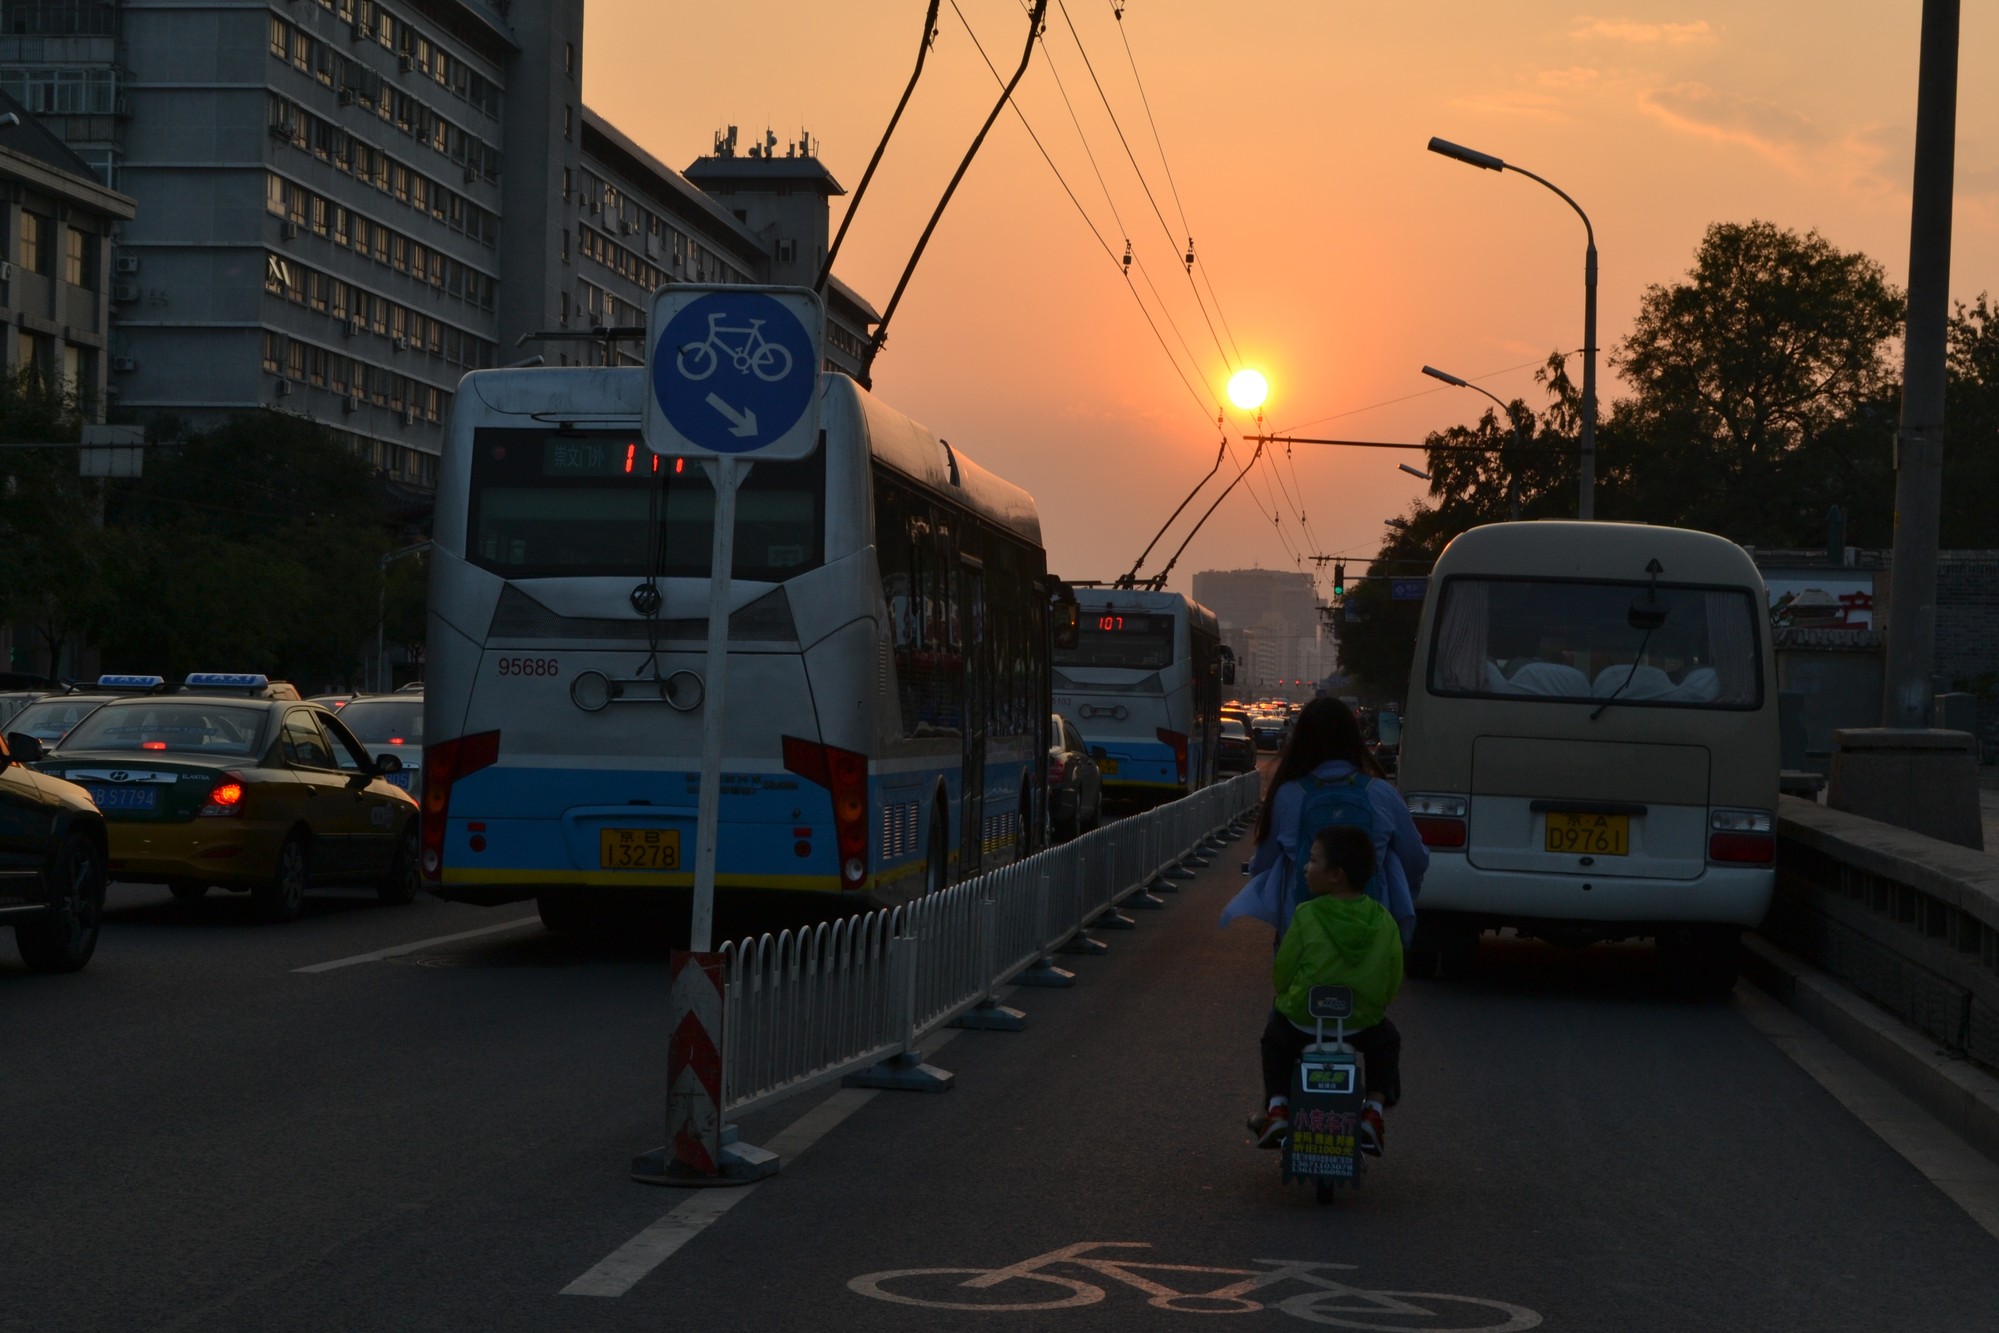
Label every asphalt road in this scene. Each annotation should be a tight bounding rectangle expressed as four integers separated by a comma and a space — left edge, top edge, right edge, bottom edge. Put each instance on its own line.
5, 844, 1997, 1331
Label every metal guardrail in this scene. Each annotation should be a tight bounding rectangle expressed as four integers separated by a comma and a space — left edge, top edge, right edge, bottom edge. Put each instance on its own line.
719, 772, 1262, 1118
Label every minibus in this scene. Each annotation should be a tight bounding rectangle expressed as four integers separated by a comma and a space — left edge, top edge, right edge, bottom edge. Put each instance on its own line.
1397, 521, 1777, 991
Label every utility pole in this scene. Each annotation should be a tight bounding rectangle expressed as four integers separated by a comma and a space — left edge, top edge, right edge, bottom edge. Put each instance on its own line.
1881, 0, 1958, 728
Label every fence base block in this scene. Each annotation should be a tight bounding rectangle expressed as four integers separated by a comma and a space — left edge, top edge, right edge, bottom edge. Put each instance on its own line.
630, 1127, 780, 1187
1166, 864, 1198, 879
1149, 874, 1181, 893
1014, 956, 1077, 987
1094, 909, 1138, 931
1061, 932, 1110, 956
842, 1051, 954, 1093
951, 999, 1028, 1031
1123, 890, 1166, 910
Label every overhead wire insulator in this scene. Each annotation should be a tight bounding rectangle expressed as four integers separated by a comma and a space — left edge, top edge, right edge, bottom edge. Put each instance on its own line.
1184, 235, 1195, 271
1121, 238, 1132, 276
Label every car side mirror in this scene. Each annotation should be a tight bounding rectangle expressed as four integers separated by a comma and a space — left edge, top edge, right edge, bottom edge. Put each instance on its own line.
6, 731, 44, 766
373, 752, 404, 775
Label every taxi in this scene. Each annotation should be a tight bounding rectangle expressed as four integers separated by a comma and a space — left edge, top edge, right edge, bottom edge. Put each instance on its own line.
5, 674, 175, 746
35, 676, 418, 922
0, 729, 107, 971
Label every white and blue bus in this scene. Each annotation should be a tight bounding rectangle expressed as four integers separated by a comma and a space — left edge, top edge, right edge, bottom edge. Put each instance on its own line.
421, 367, 1053, 927
1051, 588, 1226, 808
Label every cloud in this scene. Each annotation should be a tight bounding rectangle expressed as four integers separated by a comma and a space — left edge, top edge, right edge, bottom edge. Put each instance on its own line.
1571, 16, 1717, 45
1535, 67, 1602, 90
1639, 81, 1825, 165
1446, 88, 1571, 122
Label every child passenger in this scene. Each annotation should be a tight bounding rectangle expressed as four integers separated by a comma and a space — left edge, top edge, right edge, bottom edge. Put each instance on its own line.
1252, 823, 1403, 1154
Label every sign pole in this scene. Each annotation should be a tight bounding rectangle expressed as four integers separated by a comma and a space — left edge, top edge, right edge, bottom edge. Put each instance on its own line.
689, 454, 744, 955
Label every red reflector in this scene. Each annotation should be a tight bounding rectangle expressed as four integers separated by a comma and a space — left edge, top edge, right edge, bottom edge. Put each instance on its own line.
142, 741, 166, 750
1413, 815, 1467, 848
1157, 728, 1189, 784
1708, 831, 1774, 864
783, 735, 870, 887
792, 827, 812, 838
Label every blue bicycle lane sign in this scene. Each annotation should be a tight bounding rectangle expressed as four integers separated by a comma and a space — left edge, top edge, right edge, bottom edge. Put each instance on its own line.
644, 285, 823, 460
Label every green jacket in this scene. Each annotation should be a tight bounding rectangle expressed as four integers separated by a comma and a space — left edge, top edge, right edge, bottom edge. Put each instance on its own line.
1272, 891, 1403, 1030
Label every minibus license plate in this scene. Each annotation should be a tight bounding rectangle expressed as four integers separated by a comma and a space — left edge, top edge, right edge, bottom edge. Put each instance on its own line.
1544, 812, 1627, 855
599, 829, 681, 869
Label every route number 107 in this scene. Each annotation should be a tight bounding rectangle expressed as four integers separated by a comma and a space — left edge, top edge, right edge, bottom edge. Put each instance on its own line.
496, 657, 561, 678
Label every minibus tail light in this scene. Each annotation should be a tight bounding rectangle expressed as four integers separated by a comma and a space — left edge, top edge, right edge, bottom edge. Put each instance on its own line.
784, 736, 870, 890
1405, 793, 1468, 850
1708, 807, 1775, 864
420, 730, 500, 879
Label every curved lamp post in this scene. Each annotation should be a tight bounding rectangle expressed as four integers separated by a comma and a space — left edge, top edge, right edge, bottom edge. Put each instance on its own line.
1422, 364, 1524, 520
1426, 137, 1596, 520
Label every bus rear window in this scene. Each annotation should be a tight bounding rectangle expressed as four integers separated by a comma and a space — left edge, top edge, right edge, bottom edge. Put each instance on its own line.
1428, 577, 1761, 708
466, 429, 824, 581
1056, 613, 1175, 670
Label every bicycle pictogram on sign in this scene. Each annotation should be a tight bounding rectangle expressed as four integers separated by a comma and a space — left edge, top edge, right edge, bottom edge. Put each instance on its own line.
675, 313, 795, 383
644, 286, 821, 460
847, 1241, 1543, 1329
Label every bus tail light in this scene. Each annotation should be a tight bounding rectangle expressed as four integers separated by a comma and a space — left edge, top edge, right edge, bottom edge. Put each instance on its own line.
1157, 728, 1189, 785
1708, 808, 1774, 864
1406, 793, 1468, 849
784, 736, 871, 890
420, 730, 500, 879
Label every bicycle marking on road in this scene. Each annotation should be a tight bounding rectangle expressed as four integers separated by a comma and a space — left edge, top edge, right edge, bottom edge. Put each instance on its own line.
847, 1241, 1543, 1328
291, 915, 541, 973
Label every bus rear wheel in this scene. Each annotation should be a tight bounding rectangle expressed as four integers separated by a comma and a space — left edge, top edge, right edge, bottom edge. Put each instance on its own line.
924, 804, 949, 896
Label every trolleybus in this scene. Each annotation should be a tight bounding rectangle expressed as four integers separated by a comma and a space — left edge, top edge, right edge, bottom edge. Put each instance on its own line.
421, 367, 1052, 929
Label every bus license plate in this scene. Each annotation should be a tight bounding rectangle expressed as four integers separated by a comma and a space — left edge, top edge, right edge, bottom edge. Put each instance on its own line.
1544, 812, 1628, 855
1097, 759, 1119, 775
599, 829, 681, 870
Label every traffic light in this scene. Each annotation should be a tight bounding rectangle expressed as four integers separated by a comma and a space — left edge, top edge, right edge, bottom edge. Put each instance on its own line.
1333, 561, 1346, 598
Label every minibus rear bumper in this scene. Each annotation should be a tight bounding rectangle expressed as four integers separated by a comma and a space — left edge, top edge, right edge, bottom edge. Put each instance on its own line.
1417, 856, 1773, 930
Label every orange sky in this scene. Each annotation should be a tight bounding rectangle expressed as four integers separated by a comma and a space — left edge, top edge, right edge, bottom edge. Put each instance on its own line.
584, 1, 1997, 599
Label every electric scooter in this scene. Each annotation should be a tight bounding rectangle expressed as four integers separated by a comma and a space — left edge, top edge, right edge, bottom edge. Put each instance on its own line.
1279, 984, 1366, 1205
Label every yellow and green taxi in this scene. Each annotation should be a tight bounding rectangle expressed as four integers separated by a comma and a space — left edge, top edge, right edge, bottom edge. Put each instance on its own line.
36, 684, 419, 922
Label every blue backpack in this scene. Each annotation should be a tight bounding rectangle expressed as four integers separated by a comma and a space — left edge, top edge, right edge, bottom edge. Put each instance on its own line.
1285, 771, 1415, 943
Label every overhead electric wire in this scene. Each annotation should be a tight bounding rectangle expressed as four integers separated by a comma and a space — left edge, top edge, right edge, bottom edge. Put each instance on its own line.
1269, 352, 1576, 436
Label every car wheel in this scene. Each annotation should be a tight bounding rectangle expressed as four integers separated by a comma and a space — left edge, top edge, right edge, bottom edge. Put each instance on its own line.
167, 879, 209, 902
376, 820, 421, 906
255, 833, 310, 924
16, 829, 106, 973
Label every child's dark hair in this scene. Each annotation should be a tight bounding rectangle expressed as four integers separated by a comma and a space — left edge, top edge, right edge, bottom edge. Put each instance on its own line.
1311, 823, 1376, 891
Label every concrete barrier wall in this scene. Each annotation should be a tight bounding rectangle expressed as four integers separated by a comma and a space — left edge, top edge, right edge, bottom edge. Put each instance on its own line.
1767, 795, 1999, 1073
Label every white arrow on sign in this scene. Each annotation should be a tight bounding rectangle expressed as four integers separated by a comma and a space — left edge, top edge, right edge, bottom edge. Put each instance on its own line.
705, 394, 759, 438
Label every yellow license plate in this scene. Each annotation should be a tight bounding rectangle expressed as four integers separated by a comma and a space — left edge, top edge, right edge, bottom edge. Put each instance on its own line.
1544, 812, 1628, 855
1097, 759, 1119, 775
599, 828, 682, 870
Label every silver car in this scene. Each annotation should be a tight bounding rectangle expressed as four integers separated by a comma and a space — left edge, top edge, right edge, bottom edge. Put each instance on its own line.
327, 694, 424, 794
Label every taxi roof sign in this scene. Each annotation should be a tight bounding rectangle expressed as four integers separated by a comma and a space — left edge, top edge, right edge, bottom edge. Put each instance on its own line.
184, 673, 270, 689
97, 674, 166, 690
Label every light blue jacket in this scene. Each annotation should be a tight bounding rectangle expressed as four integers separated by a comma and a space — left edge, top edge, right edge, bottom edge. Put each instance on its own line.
1219, 760, 1429, 944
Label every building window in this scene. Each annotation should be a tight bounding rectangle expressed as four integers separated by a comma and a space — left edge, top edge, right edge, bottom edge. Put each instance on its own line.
18, 211, 47, 274
563, 105, 572, 140
64, 227, 93, 288
565, 42, 575, 76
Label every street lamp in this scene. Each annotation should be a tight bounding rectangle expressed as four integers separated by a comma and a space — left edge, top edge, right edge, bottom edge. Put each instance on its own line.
1426, 137, 1596, 520
1397, 462, 1432, 481
1422, 364, 1524, 520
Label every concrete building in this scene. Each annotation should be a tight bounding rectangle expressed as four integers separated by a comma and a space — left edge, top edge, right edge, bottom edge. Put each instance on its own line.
0, 0, 877, 490
0, 85, 134, 414
1191, 567, 1327, 699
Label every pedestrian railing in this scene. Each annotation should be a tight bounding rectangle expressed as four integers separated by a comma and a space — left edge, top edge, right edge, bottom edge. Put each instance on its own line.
718, 772, 1261, 1119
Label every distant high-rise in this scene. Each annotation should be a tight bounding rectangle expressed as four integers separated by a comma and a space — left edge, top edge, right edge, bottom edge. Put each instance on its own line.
1192, 567, 1327, 698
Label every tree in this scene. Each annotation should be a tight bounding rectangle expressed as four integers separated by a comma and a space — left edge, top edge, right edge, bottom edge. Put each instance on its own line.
1612, 220, 1903, 545
1943, 293, 1999, 548
0, 370, 105, 678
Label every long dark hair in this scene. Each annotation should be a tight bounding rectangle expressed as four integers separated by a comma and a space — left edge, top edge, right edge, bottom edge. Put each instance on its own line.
1254, 699, 1383, 843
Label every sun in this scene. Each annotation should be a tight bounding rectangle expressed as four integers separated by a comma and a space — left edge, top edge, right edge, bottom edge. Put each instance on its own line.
1226, 369, 1269, 411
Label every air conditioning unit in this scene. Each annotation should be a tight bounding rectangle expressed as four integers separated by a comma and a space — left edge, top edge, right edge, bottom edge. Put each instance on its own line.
112, 355, 136, 372
0, 261, 13, 282
275, 378, 292, 397
336, 88, 354, 106
112, 283, 140, 303
280, 221, 298, 241
392, 335, 409, 352
401, 407, 415, 426
345, 316, 363, 337
269, 118, 296, 141
350, 21, 371, 41
113, 255, 139, 275
342, 394, 360, 413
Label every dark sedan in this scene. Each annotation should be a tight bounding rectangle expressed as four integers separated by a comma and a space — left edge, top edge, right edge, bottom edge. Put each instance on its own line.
1047, 714, 1104, 841
1217, 718, 1256, 774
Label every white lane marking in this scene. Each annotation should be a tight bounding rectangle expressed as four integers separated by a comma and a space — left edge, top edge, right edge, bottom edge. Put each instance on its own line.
1734, 984, 1999, 1242
292, 915, 541, 973
563, 1026, 968, 1298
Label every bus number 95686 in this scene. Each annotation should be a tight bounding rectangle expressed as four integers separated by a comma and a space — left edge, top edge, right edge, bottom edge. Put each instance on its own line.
496, 657, 561, 677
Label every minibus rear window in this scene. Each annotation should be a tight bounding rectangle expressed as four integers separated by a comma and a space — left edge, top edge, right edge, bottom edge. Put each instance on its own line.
1428, 578, 1761, 709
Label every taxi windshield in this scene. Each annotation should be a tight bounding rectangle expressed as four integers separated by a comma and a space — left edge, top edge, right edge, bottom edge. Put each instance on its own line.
336, 699, 423, 745
62, 703, 268, 756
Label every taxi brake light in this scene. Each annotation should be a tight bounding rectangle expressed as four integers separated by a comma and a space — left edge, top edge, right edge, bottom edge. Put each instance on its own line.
201, 773, 247, 817
142, 741, 167, 750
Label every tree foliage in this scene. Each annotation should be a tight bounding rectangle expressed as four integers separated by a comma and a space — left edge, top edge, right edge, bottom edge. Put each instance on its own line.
0, 371, 106, 675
